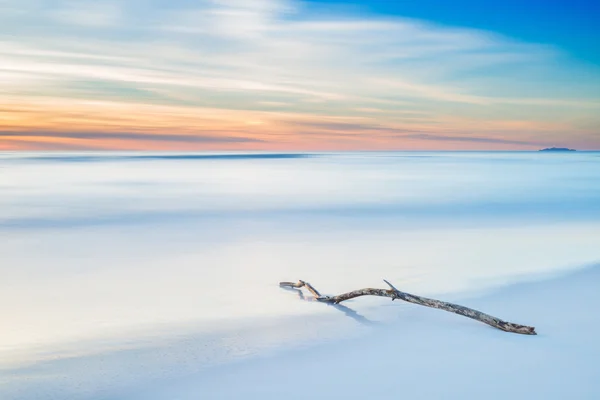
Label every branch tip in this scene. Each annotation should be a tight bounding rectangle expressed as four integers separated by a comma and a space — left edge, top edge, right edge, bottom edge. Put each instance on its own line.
383, 279, 399, 292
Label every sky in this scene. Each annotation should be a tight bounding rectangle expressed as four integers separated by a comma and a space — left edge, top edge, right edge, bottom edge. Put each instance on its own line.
0, 0, 599, 151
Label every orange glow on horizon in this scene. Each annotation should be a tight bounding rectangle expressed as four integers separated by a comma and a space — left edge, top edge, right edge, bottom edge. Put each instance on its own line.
2, 96, 597, 151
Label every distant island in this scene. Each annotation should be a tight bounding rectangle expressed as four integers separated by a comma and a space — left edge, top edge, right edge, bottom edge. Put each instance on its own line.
539, 147, 576, 152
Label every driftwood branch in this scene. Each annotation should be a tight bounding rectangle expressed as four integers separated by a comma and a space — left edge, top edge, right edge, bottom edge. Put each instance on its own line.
279, 280, 536, 335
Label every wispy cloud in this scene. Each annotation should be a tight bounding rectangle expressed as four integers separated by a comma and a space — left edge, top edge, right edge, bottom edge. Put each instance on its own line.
289, 121, 390, 132
402, 133, 541, 146
0, 130, 263, 143
51, 1, 123, 27
0, 0, 599, 150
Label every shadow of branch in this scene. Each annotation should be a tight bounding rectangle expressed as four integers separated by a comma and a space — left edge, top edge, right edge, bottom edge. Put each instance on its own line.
280, 286, 377, 326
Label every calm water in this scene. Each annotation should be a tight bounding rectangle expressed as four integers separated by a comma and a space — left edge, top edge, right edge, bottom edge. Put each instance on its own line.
1, 151, 599, 397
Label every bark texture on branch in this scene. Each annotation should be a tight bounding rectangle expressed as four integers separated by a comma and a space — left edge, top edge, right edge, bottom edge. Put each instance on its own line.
279, 279, 536, 335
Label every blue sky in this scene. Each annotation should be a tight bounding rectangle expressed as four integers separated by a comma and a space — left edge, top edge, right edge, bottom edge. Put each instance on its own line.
0, 0, 599, 150
312, 0, 600, 64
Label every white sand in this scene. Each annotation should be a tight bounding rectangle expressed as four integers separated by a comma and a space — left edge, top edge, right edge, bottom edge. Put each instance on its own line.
136, 264, 599, 400
3, 264, 599, 399
150, 264, 600, 399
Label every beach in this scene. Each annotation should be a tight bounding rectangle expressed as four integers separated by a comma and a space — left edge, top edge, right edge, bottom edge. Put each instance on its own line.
144, 263, 600, 399
1, 151, 599, 399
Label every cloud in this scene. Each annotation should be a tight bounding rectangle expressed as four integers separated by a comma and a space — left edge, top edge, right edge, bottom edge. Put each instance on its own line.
0, 0, 599, 149
402, 133, 540, 146
0, 131, 263, 143
288, 121, 390, 132
51, 1, 122, 27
